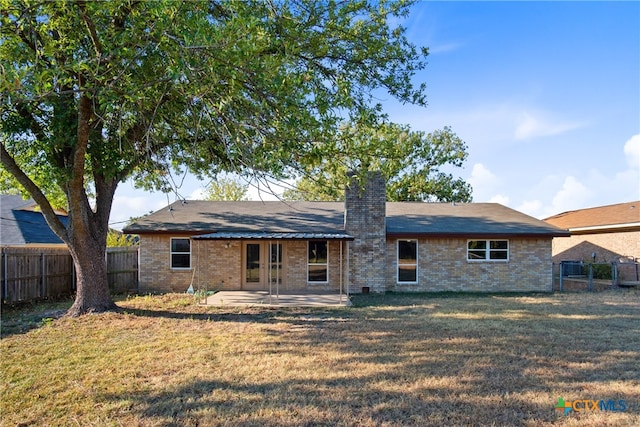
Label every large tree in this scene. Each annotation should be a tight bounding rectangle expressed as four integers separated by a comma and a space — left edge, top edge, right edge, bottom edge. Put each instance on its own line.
0, 0, 428, 315
203, 176, 249, 201
283, 124, 473, 202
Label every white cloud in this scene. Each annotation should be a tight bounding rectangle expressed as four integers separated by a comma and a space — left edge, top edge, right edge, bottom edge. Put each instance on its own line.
488, 194, 510, 205
514, 110, 585, 140
189, 187, 206, 200
517, 199, 542, 217
466, 163, 510, 206
550, 176, 590, 210
393, 103, 587, 149
468, 163, 500, 194
514, 135, 640, 219
624, 134, 640, 170
467, 162, 508, 203
428, 41, 464, 55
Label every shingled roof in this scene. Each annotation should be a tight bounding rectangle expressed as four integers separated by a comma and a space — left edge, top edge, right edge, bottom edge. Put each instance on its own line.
544, 201, 640, 233
0, 195, 68, 246
386, 202, 569, 238
124, 201, 346, 234
124, 200, 569, 238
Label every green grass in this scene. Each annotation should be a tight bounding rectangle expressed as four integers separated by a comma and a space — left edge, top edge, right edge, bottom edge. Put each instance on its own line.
2, 290, 639, 426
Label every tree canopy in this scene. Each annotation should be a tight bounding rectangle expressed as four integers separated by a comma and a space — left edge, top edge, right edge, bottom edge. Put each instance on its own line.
203, 176, 249, 201
0, 0, 429, 315
283, 124, 472, 202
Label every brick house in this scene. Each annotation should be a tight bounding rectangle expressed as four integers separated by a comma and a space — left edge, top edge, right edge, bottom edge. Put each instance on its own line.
124, 174, 569, 294
544, 201, 640, 282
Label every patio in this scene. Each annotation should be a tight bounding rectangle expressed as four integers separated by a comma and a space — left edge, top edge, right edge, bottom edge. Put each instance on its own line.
203, 290, 351, 307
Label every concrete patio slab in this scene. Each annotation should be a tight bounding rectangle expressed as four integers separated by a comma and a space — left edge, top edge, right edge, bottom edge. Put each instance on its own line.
204, 290, 351, 307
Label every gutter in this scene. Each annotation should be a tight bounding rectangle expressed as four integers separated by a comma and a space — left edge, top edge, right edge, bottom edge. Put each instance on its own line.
567, 222, 640, 234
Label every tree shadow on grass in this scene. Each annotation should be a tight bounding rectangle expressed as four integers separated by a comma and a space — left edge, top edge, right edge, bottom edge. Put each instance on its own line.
0, 298, 73, 338
102, 374, 555, 426
100, 292, 639, 426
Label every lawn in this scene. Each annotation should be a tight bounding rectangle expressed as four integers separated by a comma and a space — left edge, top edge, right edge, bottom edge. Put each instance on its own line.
1, 290, 639, 426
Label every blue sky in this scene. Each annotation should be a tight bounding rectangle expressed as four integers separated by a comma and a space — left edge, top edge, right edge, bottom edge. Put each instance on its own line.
110, 1, 640, 228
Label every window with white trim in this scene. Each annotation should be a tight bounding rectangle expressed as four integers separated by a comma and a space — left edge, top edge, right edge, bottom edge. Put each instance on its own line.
170, 238, 191, 269
397, 239, 418, 283
308, 240, 328, 282
467, 240, 509, 261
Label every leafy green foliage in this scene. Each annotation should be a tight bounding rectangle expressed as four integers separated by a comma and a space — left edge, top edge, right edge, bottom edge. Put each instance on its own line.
0, 0, 428, 313
283, 124, 472, 201
106, 229, 137, 247
203, 176, 249, 201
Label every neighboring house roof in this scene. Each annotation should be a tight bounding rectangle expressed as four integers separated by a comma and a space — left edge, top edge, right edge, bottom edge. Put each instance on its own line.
544, 201, 640, 234
124, 200, 569, 238
0, 195, 68, 246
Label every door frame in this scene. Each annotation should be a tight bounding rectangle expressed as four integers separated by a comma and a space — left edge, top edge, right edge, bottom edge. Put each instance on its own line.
241, 242, 283, 290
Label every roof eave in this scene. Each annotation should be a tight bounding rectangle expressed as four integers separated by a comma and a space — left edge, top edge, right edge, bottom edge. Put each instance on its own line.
386, 232, 570, 239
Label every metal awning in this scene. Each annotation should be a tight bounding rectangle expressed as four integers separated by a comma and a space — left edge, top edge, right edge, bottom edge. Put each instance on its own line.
193, 232, 354, 240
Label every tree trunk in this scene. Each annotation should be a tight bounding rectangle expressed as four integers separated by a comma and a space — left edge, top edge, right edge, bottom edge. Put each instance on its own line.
65, 232, 118, 317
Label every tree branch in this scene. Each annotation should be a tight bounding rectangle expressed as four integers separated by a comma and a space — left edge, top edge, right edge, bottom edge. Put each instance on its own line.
75, 0, 103, 57
0, 142, 68, 240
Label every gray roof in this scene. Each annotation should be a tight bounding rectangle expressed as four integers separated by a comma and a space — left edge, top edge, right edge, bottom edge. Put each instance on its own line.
124, 201, 346, 234
386, 202, 570, 237
194, 232, 353, 240
124, 200, 569, 238
0, 195, 68, 245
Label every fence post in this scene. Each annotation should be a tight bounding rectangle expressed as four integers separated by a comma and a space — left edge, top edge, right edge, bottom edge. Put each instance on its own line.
588, 263, 593, 292
559, 262, 564, 292
41, 252, 45, 298
2, 250, 6, 301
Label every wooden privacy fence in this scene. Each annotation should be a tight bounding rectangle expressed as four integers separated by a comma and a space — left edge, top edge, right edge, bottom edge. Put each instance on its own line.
1, 246, 139, 303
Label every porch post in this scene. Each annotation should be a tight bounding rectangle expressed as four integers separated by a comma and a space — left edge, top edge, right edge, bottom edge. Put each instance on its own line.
269, 240, 272, 305
346, 240, 350, 297
339, 240, 343, 303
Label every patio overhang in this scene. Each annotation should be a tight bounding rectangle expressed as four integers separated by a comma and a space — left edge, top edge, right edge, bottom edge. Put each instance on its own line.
193, 232, 354, 241
192, 231, 353, 303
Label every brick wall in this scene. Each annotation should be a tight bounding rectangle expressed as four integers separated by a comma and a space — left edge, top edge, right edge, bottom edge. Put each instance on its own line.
193, 240, 242, 291
139, 236, 348, 293
551, 230, 640, 263
279, 240, 347, 291
139, 234, 194, 293
345, 171, 387, 293
386, 237, 553, 292
551, 230, 640, 282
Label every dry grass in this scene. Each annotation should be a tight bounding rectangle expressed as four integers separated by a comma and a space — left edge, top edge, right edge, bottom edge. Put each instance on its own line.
2, 290, 639, 426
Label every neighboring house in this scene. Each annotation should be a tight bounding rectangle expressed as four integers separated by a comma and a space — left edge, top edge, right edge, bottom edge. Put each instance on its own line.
544, 201, 640, 282
124, 173, 569, 294
0, 195, 68, 247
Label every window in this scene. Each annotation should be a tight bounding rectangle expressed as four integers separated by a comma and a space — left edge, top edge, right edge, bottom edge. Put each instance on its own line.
308, 240, 328, 282
467, 240, 509, 261
171, 238, 191, 269
397, 239, 418, 283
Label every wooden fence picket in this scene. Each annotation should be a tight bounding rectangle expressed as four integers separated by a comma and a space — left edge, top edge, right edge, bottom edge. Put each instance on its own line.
1, 247, 138, 303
